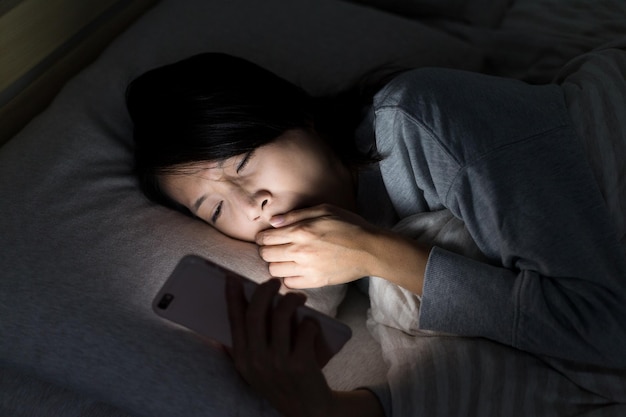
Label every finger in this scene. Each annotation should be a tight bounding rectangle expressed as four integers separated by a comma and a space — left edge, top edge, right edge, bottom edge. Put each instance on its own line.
269, 204, 335, 228
258, 243, 294, 263
246, 278, 281, 353
256, 214, 327, 246
256, 227, 293, 246
225, 276, 248, 357
256, 224, 302, 246
293, 318, 321, 363
267, 261, 300, 279
271, 292, 307, 358
283, 276, 320, 289
256, 206, 332, 246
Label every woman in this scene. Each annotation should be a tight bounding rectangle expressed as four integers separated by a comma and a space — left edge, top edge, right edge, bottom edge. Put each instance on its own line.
126, 52, 626, 416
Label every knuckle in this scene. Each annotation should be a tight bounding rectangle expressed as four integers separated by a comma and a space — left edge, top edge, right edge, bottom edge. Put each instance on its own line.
318, 203, 334, 213
293, 222, 316, 239
291, 245, 316, 262
319, 203, 339, 218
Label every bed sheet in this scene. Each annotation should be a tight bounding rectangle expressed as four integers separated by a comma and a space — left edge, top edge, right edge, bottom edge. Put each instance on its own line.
1, 0, 624, 415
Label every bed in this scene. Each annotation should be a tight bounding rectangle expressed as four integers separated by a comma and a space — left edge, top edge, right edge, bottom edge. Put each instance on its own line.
1, 0, 625, 416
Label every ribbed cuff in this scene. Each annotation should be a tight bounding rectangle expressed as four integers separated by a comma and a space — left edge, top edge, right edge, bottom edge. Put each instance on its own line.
419, 247, 518, 345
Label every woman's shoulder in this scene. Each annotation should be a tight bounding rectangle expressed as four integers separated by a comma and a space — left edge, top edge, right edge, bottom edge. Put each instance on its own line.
372, 67, 471, 111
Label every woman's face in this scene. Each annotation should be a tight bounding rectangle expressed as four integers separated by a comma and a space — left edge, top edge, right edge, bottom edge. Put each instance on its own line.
160, 129, 355, 242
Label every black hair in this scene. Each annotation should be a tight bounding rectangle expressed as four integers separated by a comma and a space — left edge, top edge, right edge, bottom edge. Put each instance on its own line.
126, 52, 385, 212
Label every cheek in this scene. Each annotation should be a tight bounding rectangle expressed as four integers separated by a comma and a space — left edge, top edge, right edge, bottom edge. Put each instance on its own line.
214, 212, 261, 242
271, 158, 327, 190
294, 165, 334, 195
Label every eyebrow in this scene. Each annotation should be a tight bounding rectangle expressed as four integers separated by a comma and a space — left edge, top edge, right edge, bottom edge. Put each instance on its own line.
192, 194, 208, 214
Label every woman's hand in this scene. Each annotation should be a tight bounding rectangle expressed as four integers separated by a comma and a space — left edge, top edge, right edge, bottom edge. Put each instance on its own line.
226, 277, 336, 417
255, 204, 379, 289
256, 204, 430, 295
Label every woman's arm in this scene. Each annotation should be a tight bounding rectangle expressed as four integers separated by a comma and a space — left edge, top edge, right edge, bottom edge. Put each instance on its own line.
255, 204, 430, 295
226, 277, 385, 417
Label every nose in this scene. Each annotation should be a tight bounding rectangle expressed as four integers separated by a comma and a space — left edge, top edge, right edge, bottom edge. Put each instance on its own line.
237, 188, 272, 222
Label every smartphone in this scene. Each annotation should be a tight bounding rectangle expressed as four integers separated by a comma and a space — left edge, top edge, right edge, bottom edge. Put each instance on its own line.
152, 254, 352, 366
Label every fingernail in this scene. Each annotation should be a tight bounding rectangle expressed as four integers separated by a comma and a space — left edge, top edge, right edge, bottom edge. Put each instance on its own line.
270, 215, 284, 227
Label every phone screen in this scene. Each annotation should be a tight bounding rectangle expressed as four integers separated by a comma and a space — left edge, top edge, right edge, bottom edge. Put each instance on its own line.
152, 255, 352, 365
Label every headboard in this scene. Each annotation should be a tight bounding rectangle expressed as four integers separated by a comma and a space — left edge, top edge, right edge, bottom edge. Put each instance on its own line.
0, 0, 157, 146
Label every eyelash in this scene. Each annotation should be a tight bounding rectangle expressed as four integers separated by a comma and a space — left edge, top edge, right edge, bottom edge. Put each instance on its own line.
211, 201, 223, 224
236, 151, 254, 173
212, 152, 252, 224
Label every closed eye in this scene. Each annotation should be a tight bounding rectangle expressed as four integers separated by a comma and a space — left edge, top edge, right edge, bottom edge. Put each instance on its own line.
236, 151, 254, 173
211, 201, 223, 224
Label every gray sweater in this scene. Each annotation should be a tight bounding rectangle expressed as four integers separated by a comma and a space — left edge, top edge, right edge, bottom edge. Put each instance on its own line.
359, 68, 626, 370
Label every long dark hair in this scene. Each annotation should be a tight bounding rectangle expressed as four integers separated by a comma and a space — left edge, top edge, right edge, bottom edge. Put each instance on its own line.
126, 52, 383, 212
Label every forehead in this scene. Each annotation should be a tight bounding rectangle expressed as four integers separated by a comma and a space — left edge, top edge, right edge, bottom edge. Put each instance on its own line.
175, 159, 231, 173
159, 161, 227, 199
166, 155, 242, 179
